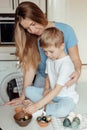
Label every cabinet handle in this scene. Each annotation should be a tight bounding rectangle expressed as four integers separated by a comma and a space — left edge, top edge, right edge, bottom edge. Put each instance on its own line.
12, 0, 14, 10
10, 53, 16, 55
18, 0, 19, 5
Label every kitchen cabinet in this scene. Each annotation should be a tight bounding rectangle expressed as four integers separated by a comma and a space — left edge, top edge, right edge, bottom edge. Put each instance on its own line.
0, 46, 16, 61
0, 0, 46, 14
19, 0, 46, 13
0, 0, 18, 13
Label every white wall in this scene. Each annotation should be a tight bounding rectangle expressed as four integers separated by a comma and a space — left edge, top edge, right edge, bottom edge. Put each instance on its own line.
47, 0, 87, 64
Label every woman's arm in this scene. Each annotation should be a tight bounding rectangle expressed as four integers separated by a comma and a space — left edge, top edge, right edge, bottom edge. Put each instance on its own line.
21, 67, 36, 98
66, 45, 82, 87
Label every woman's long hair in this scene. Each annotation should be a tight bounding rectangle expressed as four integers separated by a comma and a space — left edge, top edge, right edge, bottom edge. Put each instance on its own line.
14, 1, 48, 71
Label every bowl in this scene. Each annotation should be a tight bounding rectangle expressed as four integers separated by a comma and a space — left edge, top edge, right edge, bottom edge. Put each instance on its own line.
14, 111, 32, 127
36, 116, 51, 127
37, 120, 51, 127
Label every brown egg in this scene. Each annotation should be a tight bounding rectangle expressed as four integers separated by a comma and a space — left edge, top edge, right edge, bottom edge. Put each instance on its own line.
15, 106, 23, 113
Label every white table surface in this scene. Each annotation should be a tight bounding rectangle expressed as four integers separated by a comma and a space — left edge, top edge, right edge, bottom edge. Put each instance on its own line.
0, 105, 87, 130
0, 105, 54, 130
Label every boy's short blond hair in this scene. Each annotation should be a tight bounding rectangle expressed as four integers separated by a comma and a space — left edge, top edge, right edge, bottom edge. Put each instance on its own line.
40, 27, 64, 48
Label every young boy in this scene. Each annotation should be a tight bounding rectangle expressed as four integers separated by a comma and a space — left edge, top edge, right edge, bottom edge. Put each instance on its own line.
24, 27, 79, 117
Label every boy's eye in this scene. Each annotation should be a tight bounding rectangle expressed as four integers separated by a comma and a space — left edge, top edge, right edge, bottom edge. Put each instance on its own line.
44, 51, 54, 54
50, 51, 54, 53
49, 51, 54, 53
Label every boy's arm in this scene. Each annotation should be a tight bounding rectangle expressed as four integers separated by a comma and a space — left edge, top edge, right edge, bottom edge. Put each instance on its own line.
44, 75, 50, 90
43, 75, 50, 96
36, 84, 62, 109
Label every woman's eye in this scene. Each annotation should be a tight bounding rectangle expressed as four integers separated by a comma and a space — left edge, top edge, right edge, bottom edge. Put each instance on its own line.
31, 22, 35, 26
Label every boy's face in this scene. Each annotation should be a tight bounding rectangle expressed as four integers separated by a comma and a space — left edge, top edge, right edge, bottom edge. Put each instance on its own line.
43, 45, 64, 60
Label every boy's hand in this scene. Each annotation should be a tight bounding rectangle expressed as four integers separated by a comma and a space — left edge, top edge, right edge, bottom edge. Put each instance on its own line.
23, 103, 38, 114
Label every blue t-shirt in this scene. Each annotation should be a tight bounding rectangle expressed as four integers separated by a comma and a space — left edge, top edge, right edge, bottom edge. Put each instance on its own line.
37, 22, 78, 78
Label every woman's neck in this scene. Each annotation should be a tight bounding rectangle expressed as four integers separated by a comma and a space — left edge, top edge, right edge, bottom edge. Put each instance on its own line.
46, 21, 55, 29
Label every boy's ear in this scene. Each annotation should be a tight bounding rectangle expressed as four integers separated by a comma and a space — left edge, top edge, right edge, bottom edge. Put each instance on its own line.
60, 43, 65, 50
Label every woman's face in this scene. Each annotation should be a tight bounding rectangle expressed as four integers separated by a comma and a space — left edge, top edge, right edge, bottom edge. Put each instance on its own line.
20, 18, 45, 35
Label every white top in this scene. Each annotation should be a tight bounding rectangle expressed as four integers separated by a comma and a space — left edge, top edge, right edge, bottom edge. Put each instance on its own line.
45, 56, 79, 104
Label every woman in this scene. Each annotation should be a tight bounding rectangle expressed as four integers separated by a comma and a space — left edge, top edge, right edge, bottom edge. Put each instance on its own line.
6, 1, 81, 106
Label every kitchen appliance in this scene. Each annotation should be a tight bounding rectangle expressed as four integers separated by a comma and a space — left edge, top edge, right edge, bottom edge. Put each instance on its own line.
0, 14, 22, 104
0, 61, 23, 104
0, 16, 15, 45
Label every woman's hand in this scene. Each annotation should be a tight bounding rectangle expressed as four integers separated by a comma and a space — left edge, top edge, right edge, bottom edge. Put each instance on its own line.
65, 70, 81, 87
5, 96, 24, 106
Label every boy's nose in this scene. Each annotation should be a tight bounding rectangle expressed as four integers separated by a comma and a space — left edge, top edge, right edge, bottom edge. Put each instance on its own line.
47, 52, 51, 57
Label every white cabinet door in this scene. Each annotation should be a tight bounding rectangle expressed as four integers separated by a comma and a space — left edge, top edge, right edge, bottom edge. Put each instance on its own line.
0, 0, 46, 14
0, 0, 18, 13
0, 47, 16, 60
19, 0, 46, 13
